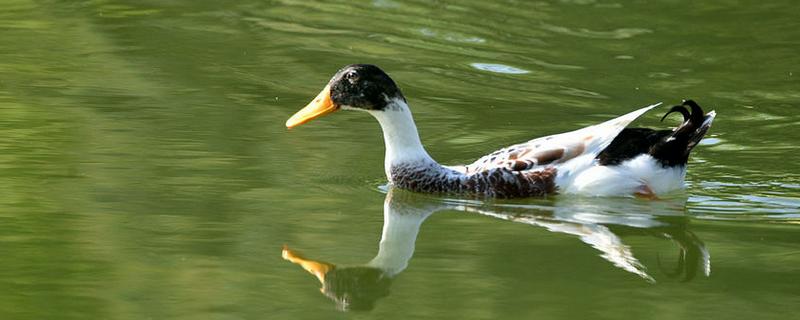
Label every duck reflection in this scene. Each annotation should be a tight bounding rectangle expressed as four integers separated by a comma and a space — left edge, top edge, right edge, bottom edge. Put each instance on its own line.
282, 189, 710, 311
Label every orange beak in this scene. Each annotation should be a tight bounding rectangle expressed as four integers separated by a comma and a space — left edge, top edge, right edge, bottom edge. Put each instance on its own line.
286, 84, 338, 129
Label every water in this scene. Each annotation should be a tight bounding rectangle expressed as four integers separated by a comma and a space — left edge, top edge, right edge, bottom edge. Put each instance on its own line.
1, 0, 798, 318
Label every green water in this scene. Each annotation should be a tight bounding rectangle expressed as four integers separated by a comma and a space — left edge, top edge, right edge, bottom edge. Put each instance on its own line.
1, 0, 799, 319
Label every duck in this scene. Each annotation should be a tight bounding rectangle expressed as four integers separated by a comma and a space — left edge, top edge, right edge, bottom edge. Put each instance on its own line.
286, 64, 716, 198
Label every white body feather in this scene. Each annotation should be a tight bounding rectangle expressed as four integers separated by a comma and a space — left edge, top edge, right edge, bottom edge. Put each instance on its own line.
563, 154, 687, 196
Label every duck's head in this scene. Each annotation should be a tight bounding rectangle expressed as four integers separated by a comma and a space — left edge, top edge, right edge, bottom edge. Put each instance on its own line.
286, 64, 406, 128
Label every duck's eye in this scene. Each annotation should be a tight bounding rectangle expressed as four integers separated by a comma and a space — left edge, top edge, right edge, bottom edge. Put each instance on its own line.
345, 71, 359, 83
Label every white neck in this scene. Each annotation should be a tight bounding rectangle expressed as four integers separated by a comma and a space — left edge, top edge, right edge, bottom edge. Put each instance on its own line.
366, 98, 436, 179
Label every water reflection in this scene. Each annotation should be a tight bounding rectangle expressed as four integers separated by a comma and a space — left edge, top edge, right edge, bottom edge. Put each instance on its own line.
283, 190, 710, 311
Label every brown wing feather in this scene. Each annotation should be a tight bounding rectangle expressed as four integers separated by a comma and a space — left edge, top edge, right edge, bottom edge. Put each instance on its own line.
465, 139, 588, 173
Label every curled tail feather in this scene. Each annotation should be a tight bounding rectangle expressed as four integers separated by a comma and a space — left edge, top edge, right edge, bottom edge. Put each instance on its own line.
650, 100, 716, 166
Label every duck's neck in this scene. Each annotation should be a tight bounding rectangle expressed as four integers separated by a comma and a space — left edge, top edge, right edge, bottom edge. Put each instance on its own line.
367, 99, 438, 181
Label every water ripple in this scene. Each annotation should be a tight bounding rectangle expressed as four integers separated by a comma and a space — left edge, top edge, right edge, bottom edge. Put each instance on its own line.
540, 23, 652, 39
470, 63, 530, 74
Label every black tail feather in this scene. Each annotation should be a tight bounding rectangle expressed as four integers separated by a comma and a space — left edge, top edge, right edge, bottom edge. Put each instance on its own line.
683, 99, 705, 126
596, 100, 715, 167
649, 99, 715, 166
660, 105, 690, 123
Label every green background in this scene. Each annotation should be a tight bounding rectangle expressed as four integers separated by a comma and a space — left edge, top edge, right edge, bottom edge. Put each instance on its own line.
1, 0, 798, 319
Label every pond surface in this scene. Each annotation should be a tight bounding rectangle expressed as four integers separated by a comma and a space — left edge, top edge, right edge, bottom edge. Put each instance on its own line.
1, 0, 799, 319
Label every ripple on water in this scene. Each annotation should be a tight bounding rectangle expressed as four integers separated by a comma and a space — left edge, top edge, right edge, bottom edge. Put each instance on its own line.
470, 63, 531, 74
689, 179, 800, 222
372, 0, 399, 8
243, 17, 353, 35
540, 23, 652, 39
698, 137, 722, 146
558, 86, 608, 99
419, 28, 486, 44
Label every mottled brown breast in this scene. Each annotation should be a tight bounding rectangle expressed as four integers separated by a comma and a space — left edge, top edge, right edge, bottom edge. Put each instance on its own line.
391, 163, 557, 198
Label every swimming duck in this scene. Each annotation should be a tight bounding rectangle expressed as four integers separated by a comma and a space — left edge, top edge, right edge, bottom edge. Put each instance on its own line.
286, 64, 716, 198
